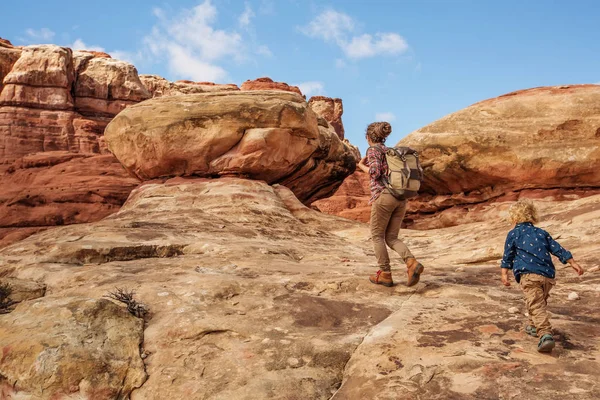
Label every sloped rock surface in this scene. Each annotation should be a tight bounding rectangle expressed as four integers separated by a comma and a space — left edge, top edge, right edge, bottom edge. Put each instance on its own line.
1, 178, 599, 399
0, 297, 146, 399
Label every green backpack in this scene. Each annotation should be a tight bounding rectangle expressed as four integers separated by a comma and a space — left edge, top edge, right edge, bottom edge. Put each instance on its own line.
371, 145, 424, 200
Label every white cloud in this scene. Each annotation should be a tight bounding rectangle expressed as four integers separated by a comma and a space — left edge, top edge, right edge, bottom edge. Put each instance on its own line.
375, 112, 396, 122
110, 50, 143, 64
343, 33, 408, 59
71, 39, 105, 52
144, 0, 246, 82
239, 3, 255, 28
300, 9, 409, 60
295, 81, 325, 97
256, 45, 273, 57
300, 9, 354, 43
25, 28, 55, 42
258, 0, 275, 15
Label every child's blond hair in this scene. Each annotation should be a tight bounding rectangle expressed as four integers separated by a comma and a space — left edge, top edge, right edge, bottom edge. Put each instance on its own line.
509, 199, 539, 224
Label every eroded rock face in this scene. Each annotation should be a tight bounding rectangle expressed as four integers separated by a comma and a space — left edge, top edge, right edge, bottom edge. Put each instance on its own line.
1, 178, 598, 399
241, 77, 303, 96
0, 45, 143, 247
105, 91, 358, 203
312, 171, 371, 223
1, 45, 75, 110
309, 96, 345, 140
0, 297, 146, 399
140, 74, 239, 97
74, 55, 150, 117
0, 43, 21, 94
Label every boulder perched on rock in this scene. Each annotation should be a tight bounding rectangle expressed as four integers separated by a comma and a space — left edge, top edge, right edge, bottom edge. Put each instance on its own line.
0, 297, 146, 399
105, 91, 358, 203
309, 96, 345, 139
241, 77, 303, 96
140, 74, 239, 97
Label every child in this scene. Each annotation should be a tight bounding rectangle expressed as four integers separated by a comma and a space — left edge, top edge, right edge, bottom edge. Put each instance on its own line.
500, 199, 584, 353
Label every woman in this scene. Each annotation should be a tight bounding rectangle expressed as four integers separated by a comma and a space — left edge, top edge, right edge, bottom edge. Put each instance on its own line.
357, 122, 425, 287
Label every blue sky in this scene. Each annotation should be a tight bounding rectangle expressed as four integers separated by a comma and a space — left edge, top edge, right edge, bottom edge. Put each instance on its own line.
3, 0, 600, 152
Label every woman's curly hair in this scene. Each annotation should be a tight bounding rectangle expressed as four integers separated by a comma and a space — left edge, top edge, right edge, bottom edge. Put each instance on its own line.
508, 199, 539, 225
366, 122, 392, 143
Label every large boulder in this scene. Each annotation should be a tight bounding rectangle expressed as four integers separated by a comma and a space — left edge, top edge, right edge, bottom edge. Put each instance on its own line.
241, 77, 303, 96
315, 85, 600, 228
397, 84, 600, 228
402, 84, 600, 196
140, 74, 239, 97
308, 96, 345, 139
0, 297, 146, 399
105, 91, 358, 203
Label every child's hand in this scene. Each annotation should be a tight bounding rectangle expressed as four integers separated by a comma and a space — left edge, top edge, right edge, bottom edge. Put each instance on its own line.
570, 261, 584, 276
501, 269, 511, 286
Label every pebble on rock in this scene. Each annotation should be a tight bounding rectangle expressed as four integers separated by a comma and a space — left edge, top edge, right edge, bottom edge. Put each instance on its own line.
567, 292, 580, 301
508, 307, 519, 314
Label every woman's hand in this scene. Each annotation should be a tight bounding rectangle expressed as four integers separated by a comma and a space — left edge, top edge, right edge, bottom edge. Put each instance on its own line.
357, 156, 369, 173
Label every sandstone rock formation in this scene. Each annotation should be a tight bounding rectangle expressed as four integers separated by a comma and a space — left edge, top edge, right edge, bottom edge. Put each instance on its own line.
0, 44, 144, 247
312, 170, 371, 222
309, 96, 345, 139
399, 84, 600, 228
241, 77, 303, 96
105, 91, 358, 203
316, 85, 600, 229
1, 177, 598, 399
1, 40, 360, 248
140, 74, 239, 97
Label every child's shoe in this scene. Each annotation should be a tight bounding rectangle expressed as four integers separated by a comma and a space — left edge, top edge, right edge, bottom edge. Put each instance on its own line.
537, 334, 555, 353
369, 270, 393, 287
525, 325, 537, 337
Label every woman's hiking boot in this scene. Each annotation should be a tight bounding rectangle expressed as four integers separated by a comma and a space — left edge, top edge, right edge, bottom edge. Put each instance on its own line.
406, 258, 424, 287
369, 270, 393, 287
537, 334, 555, 353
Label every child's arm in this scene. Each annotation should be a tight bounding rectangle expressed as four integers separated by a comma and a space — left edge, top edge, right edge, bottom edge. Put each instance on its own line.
567, 258, 584, 276
500, 232, 516, 286
547, 233, 584, 275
